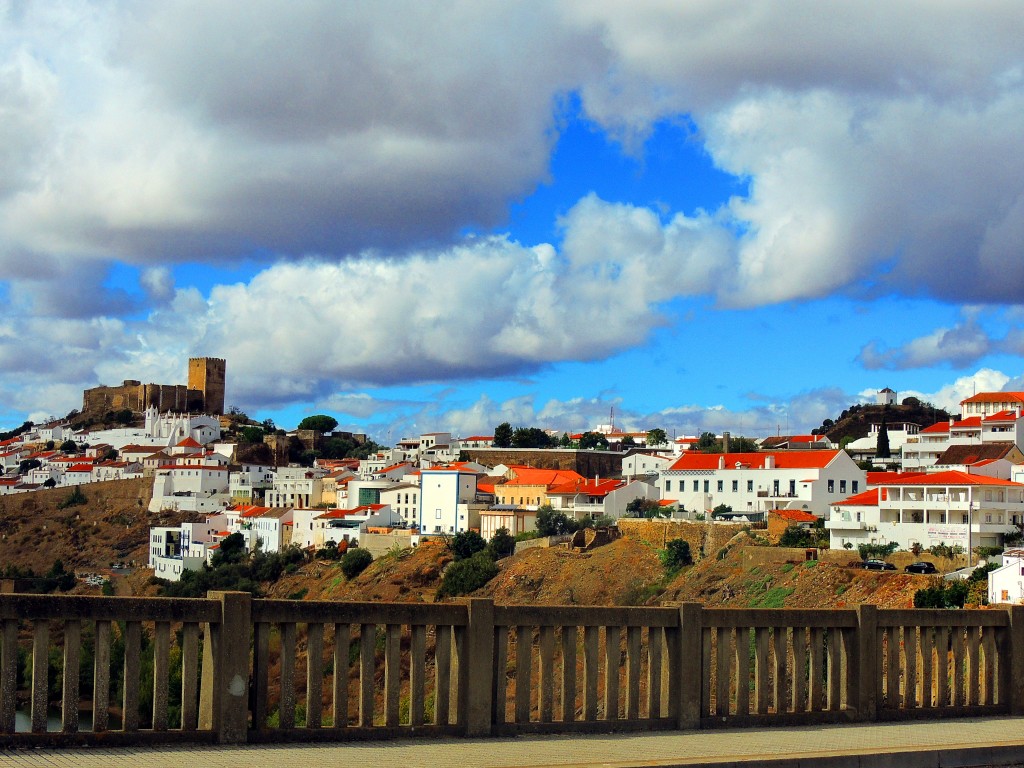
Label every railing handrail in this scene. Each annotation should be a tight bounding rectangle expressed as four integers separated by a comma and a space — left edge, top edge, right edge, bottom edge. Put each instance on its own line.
2, 591, 1024, 747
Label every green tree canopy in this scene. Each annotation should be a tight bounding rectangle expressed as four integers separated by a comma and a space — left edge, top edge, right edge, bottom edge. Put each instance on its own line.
876, 419, 891, 459
493, 422, 513, 448
297, 414, 339, 433
646, 428, 668, 447
578, 431, 609, 450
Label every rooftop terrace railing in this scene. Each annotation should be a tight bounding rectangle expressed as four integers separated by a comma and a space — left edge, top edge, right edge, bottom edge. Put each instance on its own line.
1, 589, 1023, 746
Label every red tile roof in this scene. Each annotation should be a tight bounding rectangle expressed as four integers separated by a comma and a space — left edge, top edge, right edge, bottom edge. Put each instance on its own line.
951, 417, 982, 429
833, 488, 880, 506
921, 422, 950, 434
878, 470, 1023, 487
771, 509, 819, 522
547, 478, 624, 497
983, 410, 1021, 422
669, 450, 841, 471
176, 437, 203, 448
960, 392, 1024, 405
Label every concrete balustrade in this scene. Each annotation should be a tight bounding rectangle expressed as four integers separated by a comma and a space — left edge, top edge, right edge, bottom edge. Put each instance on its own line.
1, 592, 1023, 747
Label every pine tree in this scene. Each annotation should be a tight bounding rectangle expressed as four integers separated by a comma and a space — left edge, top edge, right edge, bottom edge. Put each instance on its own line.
876, 419, 891, 459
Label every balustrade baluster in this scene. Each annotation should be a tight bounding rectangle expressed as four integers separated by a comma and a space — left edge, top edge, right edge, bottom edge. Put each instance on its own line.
561, 626, 577, 722
61, 620, 80, 733
307, 622, 324, 729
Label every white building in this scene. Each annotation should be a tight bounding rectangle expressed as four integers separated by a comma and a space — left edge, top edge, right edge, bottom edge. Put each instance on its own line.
659, 450, 865, 519
378, 483, 420, 526
418, 468, 479, 535
263, 467, 325, 508
229, 463, 276, 504
621, 452, 672, 480
988, 550, 1024, 605
546, 478, 659, 521
844, 422, 921, 466
149, 465, 231, 513
827, 470, 1024, 553
148, 515, 228, 582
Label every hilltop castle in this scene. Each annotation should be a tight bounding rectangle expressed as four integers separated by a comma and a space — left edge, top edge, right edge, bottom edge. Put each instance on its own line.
82, 357, 226, 417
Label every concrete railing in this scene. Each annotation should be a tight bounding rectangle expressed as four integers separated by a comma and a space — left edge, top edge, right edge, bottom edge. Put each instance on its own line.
1, 593, 1023, 746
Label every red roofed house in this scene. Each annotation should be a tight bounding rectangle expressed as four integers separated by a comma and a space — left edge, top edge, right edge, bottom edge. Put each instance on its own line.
546, 477, 659, 521
903, 406, 1024, 472
767, 508, 820, 540
659, 450, 865, 519
828, 470, 1024, 553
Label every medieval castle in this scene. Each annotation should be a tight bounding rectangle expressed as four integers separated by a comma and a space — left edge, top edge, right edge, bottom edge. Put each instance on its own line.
82, 358, 226, 417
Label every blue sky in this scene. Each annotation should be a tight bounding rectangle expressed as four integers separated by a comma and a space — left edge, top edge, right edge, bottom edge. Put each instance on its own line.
1, 3, 1023, 441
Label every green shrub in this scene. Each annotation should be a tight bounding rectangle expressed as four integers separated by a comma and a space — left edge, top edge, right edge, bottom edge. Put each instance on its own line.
659, 539, 692, 574
57, 487, 87, 509
340, 548, 373, 579
487, 527, 515, 560
858, 541, 899, 560
450, 530, 486, 561
437, 552, 498, 598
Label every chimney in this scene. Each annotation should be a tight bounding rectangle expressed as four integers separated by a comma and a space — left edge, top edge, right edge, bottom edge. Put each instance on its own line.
718, 456, 725, 470
723, 431, 731, 453
765, 455, 775, 469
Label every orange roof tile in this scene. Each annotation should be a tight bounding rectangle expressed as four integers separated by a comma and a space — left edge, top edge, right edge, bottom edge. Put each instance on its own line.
176, 437, 202, 448
833, 488, 880, 506
669, 450, 840, 471
879, 470, 1023, 487
960, 391, 1024, 405
771, 509, 819, 522
920, 422, 950, 434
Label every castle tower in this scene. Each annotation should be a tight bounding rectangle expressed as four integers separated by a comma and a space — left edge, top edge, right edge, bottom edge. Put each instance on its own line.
188, 357, 226, 415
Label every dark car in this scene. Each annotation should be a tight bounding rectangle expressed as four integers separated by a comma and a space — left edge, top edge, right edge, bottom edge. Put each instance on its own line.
904, 561, 938, 575
863, 559, 897, 571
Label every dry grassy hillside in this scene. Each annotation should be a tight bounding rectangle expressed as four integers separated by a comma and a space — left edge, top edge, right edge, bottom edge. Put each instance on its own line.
0, 477, 193, 573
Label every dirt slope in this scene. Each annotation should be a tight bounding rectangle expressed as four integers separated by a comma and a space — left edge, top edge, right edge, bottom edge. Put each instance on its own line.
661, 533, 932, 609
0, 477, 194, 573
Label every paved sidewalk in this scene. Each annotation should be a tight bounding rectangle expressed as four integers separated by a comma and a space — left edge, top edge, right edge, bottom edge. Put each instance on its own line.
3, 716, 1024, 767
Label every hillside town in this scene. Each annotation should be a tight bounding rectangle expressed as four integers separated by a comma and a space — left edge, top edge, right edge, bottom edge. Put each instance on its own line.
4, 360, 1024, 602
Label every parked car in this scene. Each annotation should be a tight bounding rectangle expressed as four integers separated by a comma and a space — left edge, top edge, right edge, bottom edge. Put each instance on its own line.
863, 559, 896, 571
904, 561, 938, 574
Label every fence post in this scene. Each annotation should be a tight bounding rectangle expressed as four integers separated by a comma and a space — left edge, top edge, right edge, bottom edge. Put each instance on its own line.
677, 602, 702, 729
465, 598, 495, 736
1008, 606, 1024, 715
199, 591, 252, 743
855, 604, 878, 722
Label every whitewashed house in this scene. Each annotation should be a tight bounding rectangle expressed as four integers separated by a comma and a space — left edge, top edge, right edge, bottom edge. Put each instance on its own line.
418, 468, 479, 535
988, 550, 1024, 604
659, 450, 865, 519
828, 470, 1024, 553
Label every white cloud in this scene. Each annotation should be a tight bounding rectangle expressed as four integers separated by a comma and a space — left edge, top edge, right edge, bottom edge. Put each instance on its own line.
859, 319, 996, 370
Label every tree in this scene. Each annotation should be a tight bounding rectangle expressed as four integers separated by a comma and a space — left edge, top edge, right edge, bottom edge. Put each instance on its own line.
60, 439, 78, 453
621, 435, 636, 449
340, 548, 373, 579
646, 428, 668, 447
626, 497, 662, 518
778, 525, 814, 548
238, 426, 264, 444
559, 432, 572, 447
260, 418, 276, 434
450, 530, 487, 561
437, 552, 498, 598
660, 539, 693, 573
511, 427, 554, 448
697, 432, 717, 451
493, 422, 513, 448
18, 458, 41, 475
535, 505, 577, 536
876, 419, 891, 459
488, 527, 515, 559
578, 431, 609, 450
711, 503, 733, 517
297, 415, 338, 433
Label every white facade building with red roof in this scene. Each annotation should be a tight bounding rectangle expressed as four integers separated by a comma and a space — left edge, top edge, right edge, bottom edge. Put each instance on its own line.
659, 450, 865, 519
827, 471, 1024, 552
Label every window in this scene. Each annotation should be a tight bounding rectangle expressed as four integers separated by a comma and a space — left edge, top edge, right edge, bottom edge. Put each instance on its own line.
789, 480, 796, 496
747, 480, 753, 492
732, 480, 738, 492
717, 480, 723, 492
773, 480, 779, 496
693, 480, 699, 492
828, 479, 835, 493
852, 481, 859, 493
435, 509, 442, 519
840, 480, 846, 494
665, 480, 672, 492
703, 480, 709, 493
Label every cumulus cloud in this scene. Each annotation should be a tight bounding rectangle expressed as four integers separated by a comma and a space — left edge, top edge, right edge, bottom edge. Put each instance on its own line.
859, 319, 997, 370
3, 2, 1024, 419
877, 368, 1013, 414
